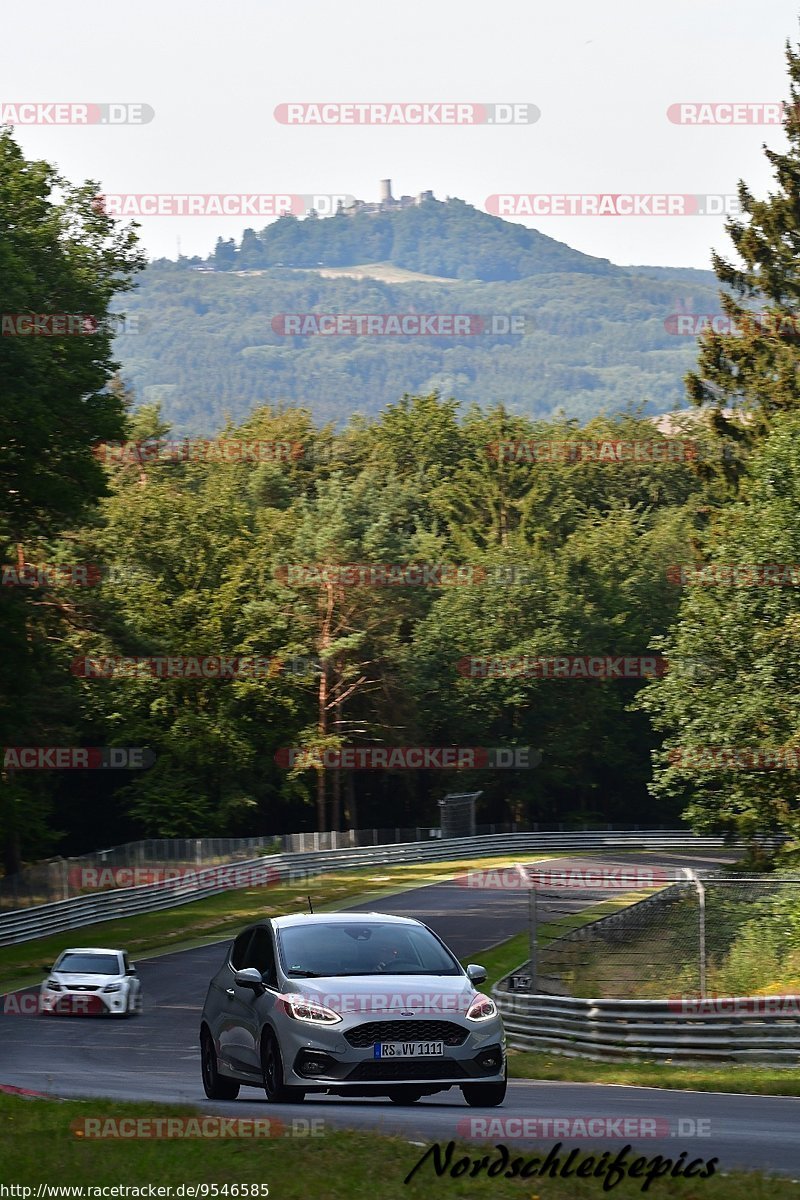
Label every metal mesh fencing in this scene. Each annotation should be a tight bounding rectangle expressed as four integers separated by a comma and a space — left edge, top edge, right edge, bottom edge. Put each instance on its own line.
516, 873, 800, 999
438, 791, 482, 838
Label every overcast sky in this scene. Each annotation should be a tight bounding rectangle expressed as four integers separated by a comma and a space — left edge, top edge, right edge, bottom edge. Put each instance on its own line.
3, 0, 798, 268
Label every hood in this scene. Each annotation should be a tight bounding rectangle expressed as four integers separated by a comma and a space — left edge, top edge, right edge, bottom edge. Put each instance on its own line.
282, 972, 478, 1017
50, 972, 121, 987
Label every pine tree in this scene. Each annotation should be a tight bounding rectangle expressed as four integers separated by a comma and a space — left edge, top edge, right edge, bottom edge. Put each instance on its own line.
687, 36, 800, 484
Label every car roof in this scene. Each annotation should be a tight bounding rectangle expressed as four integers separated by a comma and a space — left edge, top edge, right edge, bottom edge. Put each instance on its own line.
268, 912, 422, 931
56, 947, 124, 955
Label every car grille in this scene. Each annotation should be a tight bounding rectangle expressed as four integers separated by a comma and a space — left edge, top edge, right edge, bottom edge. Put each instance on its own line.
345, 1020, 468, 1048
68, 985, 100, 991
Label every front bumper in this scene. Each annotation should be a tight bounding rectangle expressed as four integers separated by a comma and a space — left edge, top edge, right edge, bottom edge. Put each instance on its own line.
277, 1016, 506, 1089
40, 988, 126, 1016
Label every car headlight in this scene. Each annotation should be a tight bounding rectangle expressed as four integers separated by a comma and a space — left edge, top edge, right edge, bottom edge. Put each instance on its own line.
466, 993, 497, 1021
103, 982, 122, 993
280, 994, 342, 1024
45, 980, 61, 991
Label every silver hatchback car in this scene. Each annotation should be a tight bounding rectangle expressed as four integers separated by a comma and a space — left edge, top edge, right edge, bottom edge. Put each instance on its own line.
200, 912, 506, 1106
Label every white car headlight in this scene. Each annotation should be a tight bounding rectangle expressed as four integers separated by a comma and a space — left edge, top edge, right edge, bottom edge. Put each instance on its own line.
103, 982, 123, 993
466, 993, 497, 1021
45, 980, 61, 991
280, 994, 342, 1024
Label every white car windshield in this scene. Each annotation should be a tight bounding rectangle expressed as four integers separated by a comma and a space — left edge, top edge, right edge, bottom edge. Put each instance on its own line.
56, 953, 120, 975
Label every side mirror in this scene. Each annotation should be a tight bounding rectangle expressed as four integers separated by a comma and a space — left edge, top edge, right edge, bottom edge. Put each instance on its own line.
466, 964, 487, 984
234, 967, 265, 993
126, 966, 137, 975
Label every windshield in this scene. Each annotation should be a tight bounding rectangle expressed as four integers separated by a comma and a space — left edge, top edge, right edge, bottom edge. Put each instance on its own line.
276, 922, 461, 977
55, 953, 120, 975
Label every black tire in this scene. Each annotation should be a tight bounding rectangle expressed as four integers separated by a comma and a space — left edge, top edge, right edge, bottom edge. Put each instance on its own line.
261, 1028, 305, 1103
117, 989, 136, 1019
201, 1028, 240, 1100
388, 1088, 423, 1104
461, 1063, 507, 1108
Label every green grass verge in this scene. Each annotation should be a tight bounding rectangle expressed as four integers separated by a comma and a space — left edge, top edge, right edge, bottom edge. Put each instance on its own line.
505, 1051, 800, 1096
0, 1095, 792, 1197
0, 853, 577, 993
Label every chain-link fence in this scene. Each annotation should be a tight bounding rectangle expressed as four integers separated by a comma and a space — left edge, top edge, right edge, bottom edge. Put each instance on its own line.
438, 791, 482, 838
0, 836, 281, 911
516, 872, 800, 999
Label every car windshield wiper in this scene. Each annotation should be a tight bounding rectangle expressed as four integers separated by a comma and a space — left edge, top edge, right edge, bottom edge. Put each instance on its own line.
285, 969, 326, 977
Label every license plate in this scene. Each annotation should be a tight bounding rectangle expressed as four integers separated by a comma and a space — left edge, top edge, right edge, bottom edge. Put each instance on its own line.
373, 1040, 444, 1058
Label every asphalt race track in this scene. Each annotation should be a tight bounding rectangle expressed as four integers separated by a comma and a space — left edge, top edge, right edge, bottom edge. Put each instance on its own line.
3, 850, 799, 1179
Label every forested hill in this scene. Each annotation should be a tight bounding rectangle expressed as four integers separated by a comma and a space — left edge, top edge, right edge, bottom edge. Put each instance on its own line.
204, 197, 620, 280
112, 198, 719, 435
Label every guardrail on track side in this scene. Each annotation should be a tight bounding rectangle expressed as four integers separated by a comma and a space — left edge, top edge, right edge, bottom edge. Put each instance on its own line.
492, 989, 800, 1063
0, 830, 734, 947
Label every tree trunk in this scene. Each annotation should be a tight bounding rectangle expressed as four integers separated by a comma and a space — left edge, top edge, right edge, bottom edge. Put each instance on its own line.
316, 661, 328, 833
316, 582, 334, 831
344, 769, 357, 831
1, 776, 22, 875
330, 691, 344, 830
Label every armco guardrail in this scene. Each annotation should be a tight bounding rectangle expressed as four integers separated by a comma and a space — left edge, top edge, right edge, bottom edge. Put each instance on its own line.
0, 830, 732, 947
493, 990, 800, 1063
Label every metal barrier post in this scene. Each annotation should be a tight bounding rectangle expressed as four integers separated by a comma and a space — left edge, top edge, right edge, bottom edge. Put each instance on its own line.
529, 884, 538, 993
697, 876, 707, 999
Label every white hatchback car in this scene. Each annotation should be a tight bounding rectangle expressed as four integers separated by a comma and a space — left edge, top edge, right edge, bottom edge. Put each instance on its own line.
40, 947, 142, 1017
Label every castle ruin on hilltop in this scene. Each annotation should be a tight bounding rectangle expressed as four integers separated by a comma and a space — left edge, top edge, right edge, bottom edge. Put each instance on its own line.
338, 180, 436, 216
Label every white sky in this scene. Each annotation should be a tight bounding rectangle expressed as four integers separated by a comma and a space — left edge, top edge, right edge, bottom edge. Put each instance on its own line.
3, 0, 797, 268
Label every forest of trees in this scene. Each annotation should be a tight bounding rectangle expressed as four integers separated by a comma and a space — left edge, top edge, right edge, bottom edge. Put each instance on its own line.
125, 171, 722, 438
113, 261, 719, 435
203, 197, 618, 281
5, 34, 800, 874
